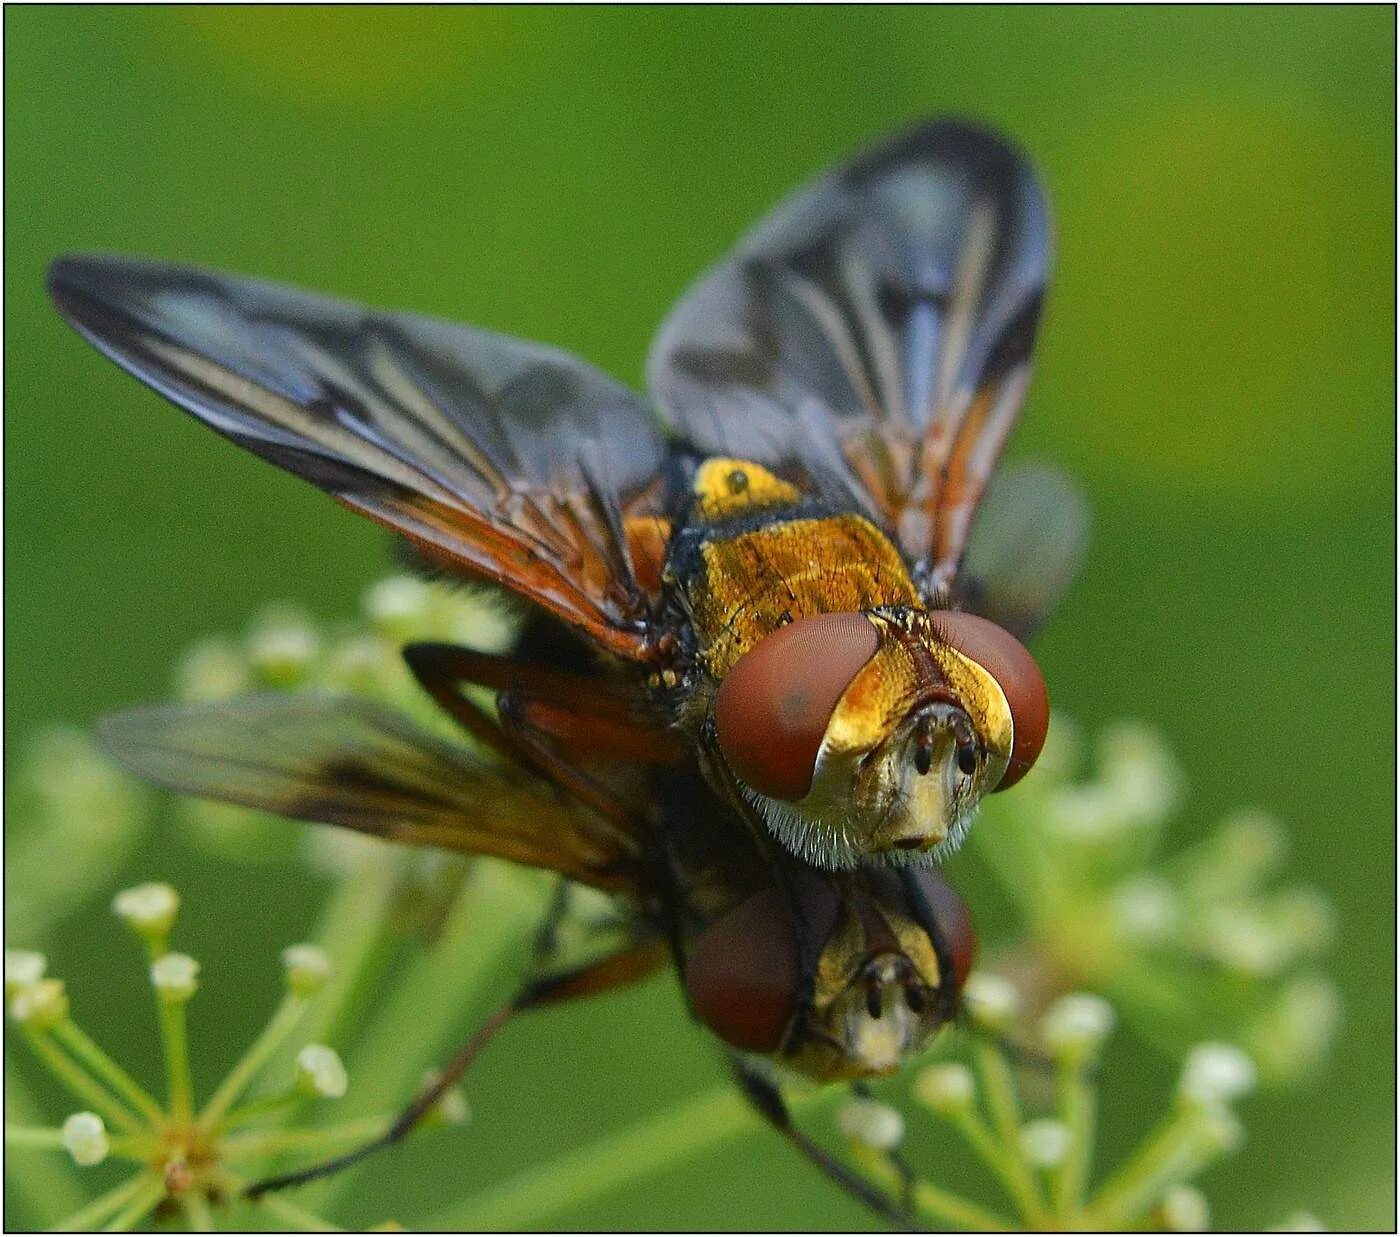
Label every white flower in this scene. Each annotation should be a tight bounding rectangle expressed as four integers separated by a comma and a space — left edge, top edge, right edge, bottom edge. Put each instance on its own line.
246, 606, 320, 684
836, 1097, 904, 1151
421, 1073, 471, 1126
1111, 873, 1182, 943
1041, 992, 1115, 1059
8, 978, 69, 1029
913, 1062, 976, 1115
1199, 905, 1291, 977
113, 882, 180, 937
175, 637, 251, 701
1097, 721, 1183, 825
150, 953, 200, 1003
363, 575, 432, 637
281, 943, 334, 997
296, 1044, 348, 1099
61, 1112, 109, 1166
1160, 1184, 1211, 1232
4, 949, 47, 996
963, 971, 1021, 1033
1019, 1118, 1070, 1168
1179, 1043, 1257, 1106
1271, 1212, 1327, 1232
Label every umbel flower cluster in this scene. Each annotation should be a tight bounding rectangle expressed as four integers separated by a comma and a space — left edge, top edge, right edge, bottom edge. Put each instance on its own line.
5, 577, 1338, 1231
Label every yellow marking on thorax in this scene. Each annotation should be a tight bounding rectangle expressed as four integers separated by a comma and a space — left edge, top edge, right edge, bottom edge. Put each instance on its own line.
691, 458, 802, 521
692, 513, 919, 678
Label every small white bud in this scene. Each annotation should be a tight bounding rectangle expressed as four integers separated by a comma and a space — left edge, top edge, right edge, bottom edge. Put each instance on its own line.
61, 1112, 110, 1167
913, 1062, 976, 1115
1160, 1184, 1211, 1232
1019, 1117, 1071, 1168
963, 971, 1021, 1033
1200, 905, 1290, 977
1041, 992, 1115, 1059
1270, 888, 1338, 955
150, 953, 200, 1003
9, 978, 69, 1029
5, 949, 47, 996
1270, 1212, 1327, 1232
1111, 873, 1182, 944
325, 634, 394, 692
1179, 1043, 1257, 1107
1216, 809, 1287, 875
443, 591, 518, 653
281, 944, 334, 997
1195, 1100, 1245, 1154
113, 882, 180, 938
1097, 721, 1183, 825
363, 576, 432, 637
836, 1097, 904, 1151
296, 1044, 348, 1099
175, 637, 251, 701
246, 606, 320, 685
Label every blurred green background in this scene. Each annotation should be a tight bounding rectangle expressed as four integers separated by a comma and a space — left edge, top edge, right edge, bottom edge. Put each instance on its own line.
5, 6, 1394, 1231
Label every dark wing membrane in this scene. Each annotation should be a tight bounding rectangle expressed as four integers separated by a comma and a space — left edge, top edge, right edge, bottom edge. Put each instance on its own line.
647, 119, 1050, 596
98, 694, 644, 892
49, 256, 667, 659
955, 461, 1089, 640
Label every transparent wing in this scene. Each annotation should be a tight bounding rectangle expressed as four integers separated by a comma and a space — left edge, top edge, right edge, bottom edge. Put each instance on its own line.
648, 118, 1051, 593
98, 694, 643, 892
955, 462, 1089, 640
50, 255, 668, 659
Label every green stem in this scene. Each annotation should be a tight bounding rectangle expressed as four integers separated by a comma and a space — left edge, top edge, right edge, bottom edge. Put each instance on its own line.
1080, 1109, 1212, 1228
52, 1019, 165, 1125
217, 1089, 299, 1132
49, 1173, 154, 1233
199, 994, 307, 1128
5, 1125, 65, 1148
851, 1145, 1016, 1231
257, 1192, 344, 1232
158, 999, 195, 1122
100, 1173, 166, 1232
972, 1041, 1051, 1227
221, 1115, 390, 1162
182, 1191, 216, 1232
1053, 1059, 1096, 1223
434, 1084, 830, 1230
21, 1029, 139, 1133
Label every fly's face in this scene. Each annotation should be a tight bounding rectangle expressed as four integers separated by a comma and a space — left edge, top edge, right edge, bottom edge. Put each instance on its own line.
685, 868, 974, 1081
713, 608, 1048, 868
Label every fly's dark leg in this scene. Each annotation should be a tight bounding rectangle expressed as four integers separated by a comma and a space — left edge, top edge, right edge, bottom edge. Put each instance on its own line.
245, 934, 668, 1199
729, 1057, 922, 1233
245, 998, 518, 1198
851, 1080, 917, 1212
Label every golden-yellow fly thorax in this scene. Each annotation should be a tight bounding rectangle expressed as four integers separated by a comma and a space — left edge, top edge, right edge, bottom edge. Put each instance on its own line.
677, 459, 919, 679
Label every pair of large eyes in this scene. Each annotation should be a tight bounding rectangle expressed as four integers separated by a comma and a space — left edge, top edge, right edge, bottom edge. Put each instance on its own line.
712, 610, 1048, 803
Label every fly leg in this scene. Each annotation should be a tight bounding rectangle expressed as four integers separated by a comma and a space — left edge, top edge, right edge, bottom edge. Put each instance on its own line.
851, 1080, 917, 1212
245, 934, 668, 1199
729, 1056, 922, 1232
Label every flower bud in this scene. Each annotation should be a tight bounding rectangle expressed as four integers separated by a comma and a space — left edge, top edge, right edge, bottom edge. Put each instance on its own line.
963, 971, 1021, 1034
113, 882, 180, 939
296, 1044, 348, 1099
175, 637, 251, 701
1041, 992, 1115, 1060
1159, 1184, 1211, 1232
246, 606, 320, 685
5, 949, 47, 996
281, 944, 334, 997
1111, 873, 1182, 944
363, 576, 432, 639
61, 1112, 109, 1166
913, 1063, 976, 1116
1019, 1118, 1070, 1168
836, 1097, 904, 1151
150, 953, 200, 1003
1179, 1043, 1256, 1107
9, 979, 69, 1029
1271, 1212, 1327, 1232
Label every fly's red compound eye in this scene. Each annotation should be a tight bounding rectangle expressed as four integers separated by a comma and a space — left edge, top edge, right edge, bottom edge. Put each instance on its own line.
712, 612, 880, 801
684, 888, 800, 1053
929, 611, 1049, 791
910, 868, 977, 992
